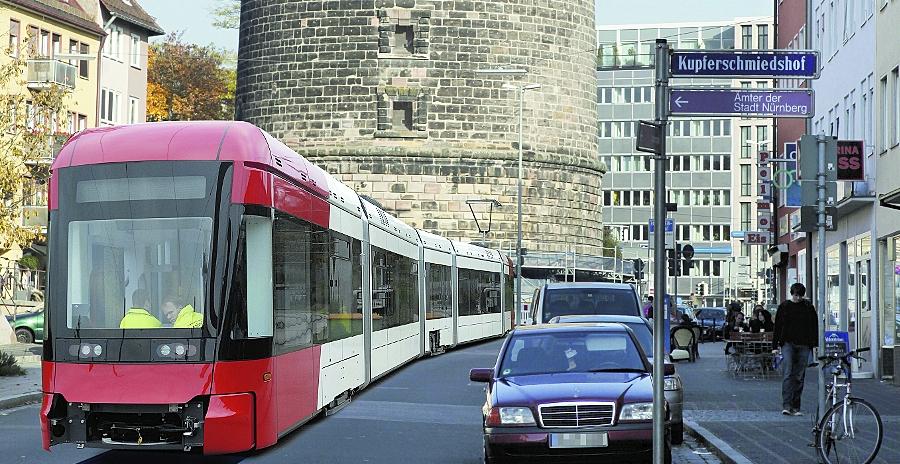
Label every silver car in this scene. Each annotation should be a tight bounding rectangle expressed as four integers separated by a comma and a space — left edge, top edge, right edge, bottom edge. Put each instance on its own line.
548, 314, 685, 445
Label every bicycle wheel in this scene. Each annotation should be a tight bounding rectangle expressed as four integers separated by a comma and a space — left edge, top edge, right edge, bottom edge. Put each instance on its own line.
817, 397, 883, 464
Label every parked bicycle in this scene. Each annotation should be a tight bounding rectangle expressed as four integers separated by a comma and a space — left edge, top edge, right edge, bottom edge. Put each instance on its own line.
811, 347, 883, 464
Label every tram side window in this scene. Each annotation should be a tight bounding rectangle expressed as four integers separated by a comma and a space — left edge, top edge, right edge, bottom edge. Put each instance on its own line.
318, 234, 364, 343
272, 213, 328, 353
504, 272, 514, 314
372, 246, 419, 331
458, 269, 501, 316
426, 263, 452, 319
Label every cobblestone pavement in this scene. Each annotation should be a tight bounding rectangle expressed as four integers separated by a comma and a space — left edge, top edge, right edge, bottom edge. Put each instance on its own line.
678, 342, 900, 464
674, 433, 723, 463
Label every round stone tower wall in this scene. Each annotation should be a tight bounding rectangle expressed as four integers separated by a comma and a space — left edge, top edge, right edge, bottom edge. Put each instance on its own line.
237, 0, 603, 253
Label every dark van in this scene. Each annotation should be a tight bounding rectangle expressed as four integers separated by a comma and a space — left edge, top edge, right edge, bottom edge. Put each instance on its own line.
526, 282, 642, 325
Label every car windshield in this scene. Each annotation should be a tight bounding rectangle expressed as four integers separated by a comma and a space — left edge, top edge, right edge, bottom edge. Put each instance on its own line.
698, 309, 725, 319
499, 330, 646, 377
541, 288, 638, 322
66, 217, 212, 330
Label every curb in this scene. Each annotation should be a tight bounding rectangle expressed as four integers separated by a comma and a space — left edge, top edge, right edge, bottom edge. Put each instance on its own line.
684, 419, 755, 464
0, 392, 41, 411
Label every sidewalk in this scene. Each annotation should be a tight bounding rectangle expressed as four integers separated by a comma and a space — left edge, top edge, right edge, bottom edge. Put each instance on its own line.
678, 342, 900, 464
0, 343, 41, 410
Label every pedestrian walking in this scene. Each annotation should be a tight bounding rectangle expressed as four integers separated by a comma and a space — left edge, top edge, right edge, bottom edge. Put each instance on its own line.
642, 296, 653, 319
773, 283, 818, 416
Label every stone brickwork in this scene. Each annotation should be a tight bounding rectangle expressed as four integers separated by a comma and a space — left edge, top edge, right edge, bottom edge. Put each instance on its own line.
237, 0, 603, 252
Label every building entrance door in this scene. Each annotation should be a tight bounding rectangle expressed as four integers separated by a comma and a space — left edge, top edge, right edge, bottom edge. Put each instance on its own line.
854, 259, 873, 377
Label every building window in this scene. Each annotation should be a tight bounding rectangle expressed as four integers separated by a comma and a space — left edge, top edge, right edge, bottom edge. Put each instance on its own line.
9, 20, 20, 58
128, 97, 139, 124
100, 88, 120, 124
26, 25, 37, 56
757, 25, 768, 49
741, 165, 751, 196
740, 127, 751, 158
77, 114, 87, 132
881, 76, 889, 152
756, 125, 769, 152
740, 203, 751, 230
376, 88, 428, 138
51, 33, 60, 58
130, 34, 140, 68
741, 25, 752, 49
377, 10, 429, 57
893, 67, 900, 146
39, 29, 49, 57
79, 43, 89, 78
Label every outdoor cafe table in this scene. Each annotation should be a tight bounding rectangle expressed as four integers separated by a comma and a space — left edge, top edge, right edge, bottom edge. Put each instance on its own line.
724, 332, 776, 378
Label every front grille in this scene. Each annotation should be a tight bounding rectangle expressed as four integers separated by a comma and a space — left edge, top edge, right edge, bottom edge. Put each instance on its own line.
538, 402, 615, 428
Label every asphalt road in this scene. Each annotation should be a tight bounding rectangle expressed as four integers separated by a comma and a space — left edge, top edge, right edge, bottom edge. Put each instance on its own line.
1, 337, 718, 464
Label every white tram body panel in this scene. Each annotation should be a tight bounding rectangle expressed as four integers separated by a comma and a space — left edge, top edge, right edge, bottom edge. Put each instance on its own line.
452, 241, 504, 344
417, 230, 454, 353
317, 171, 367, 410
363, 200, 422, 380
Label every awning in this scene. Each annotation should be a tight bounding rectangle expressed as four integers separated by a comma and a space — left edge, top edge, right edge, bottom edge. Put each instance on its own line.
881, 187, 900, 211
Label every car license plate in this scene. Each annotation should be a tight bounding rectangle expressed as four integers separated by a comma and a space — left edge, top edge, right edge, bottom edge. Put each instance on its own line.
549, 432, 608, 448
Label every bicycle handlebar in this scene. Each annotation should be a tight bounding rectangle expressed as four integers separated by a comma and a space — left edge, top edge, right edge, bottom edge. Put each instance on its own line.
817, 347, 870, 364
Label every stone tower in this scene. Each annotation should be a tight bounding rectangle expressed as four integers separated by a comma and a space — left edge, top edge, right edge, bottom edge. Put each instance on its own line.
236, 0, 603, 254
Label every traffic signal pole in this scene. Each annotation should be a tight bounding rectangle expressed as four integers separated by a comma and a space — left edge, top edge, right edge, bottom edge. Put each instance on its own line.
816, 133, 827, 427
652, 38, 669, 464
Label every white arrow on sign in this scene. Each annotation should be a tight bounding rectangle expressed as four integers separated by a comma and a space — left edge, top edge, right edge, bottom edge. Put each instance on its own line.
674, 96, 688, 108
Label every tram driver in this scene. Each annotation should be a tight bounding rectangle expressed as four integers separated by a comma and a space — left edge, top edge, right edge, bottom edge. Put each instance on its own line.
161, 295, 203, 328
119, 288, 162, 329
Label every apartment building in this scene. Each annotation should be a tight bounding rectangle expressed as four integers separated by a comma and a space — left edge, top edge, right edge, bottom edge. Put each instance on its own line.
597, 18, 774, 307
875, 0, 900, 381
0, 0, 104, 265
81, 0, 163, 125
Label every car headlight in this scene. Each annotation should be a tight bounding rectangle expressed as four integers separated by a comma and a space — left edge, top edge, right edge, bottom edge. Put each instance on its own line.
495, 407, 536, 426
620, 402, 654, 421
664, 376, 681, 391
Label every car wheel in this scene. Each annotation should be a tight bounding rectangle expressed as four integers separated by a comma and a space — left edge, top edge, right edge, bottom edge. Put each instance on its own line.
16, 327, 34, 344
671, 422, 684, 445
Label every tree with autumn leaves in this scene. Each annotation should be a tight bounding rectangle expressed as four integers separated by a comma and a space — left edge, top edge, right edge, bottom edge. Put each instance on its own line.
0, 41, 69, 256
147, 33, 235, 122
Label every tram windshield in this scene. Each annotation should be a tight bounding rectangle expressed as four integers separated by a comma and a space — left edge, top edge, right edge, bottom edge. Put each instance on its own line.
66, 217, 212, 330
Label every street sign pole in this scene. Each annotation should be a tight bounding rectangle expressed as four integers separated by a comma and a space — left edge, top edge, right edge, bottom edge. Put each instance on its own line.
816, 132, 827, 427
652, 38, 669, 464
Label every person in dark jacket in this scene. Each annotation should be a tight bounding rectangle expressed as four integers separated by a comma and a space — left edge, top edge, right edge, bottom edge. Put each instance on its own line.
750, 306, 774, 333
773, 283, 818, 416
723, 311, 749, 354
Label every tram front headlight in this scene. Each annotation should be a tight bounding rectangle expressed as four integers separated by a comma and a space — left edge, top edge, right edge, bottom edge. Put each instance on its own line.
159, 344, 172, 357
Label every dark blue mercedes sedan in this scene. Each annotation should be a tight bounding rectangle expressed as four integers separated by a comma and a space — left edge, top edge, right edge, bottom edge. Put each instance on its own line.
470, 323, 672, 463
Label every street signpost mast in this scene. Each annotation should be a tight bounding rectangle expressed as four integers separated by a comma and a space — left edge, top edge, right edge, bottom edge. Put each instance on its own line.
816, 132, 827, 427
652, 38, 669, 464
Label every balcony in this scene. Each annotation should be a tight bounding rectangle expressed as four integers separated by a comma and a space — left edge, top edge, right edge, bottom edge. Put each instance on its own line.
26, 59, 76, 90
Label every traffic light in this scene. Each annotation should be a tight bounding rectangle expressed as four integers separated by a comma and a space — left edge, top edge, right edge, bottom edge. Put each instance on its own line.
695, 282, 706, 296
764, 268, 773, 285
667, 249, 677, 276
681, 258, 692, 276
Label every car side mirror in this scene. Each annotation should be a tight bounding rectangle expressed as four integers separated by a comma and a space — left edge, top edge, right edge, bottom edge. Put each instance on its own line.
469, 368, 494, 383
664, 363, 676, 376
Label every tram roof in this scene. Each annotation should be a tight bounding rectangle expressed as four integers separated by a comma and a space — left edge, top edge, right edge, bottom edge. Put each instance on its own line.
52, 121, 330, 199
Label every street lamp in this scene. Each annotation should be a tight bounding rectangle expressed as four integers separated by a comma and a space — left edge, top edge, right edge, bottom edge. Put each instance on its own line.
474, 68, 541, 326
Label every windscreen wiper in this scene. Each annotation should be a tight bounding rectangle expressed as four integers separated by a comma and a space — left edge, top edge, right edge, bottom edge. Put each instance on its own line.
587, 367, 648, 373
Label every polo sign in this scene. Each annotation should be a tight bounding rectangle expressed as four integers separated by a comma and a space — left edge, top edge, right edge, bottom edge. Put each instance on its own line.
669, 51, 819, 78
836, 140, 865, 181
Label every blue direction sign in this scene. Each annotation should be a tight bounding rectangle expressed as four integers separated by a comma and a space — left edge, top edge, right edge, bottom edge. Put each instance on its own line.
668, 88, 813, 118
670, 50, 819, 78
648, 218, 674, 233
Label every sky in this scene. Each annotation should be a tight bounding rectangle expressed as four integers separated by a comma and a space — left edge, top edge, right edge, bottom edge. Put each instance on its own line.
142, 0, 237, 51
596, 0, 773, 25
141, 0, 774, 52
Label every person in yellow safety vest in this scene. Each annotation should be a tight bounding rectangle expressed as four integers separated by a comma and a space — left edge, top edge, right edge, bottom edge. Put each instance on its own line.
162, 296, 203, 328
120, 288, 162, 329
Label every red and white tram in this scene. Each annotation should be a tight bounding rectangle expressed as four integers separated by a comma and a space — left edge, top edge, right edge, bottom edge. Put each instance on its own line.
40, 121, 513, 454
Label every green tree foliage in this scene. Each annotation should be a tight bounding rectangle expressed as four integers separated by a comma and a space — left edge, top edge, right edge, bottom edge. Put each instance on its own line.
211, 0, 241, 29
601, 227, 623, 259
0, 37, 70, 253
